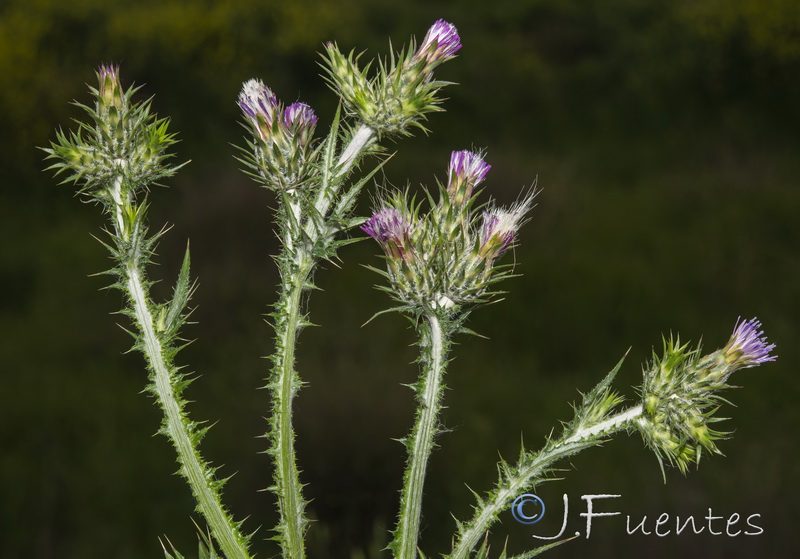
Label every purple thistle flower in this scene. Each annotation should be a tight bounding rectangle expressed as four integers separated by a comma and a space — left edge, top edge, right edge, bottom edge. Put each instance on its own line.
362, 208, 413, 260
449, 150, 491, 186
283, 103, 318, 129
283, 102, 318, 146
479, 208, 518, 258
478, 194, 535, 260
447, 150, 490, 205
238, 79, 278, 124
724, 317, 777, 368
418, 19, 462, 63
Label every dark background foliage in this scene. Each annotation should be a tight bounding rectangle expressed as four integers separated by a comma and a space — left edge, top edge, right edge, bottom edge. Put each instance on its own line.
2, 1, 799, 557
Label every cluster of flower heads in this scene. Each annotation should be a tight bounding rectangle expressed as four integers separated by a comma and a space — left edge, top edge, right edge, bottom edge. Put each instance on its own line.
363, 150, 534, 312
323, 19, 461, 137
238, 79, 319, 190
46, 64, 179, 201
639, 317, 776, 472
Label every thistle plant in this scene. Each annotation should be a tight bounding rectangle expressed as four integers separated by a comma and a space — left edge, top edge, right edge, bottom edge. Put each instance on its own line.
44, 18, 776, 559
361, 149, 535, 559
44, 65, 253, 558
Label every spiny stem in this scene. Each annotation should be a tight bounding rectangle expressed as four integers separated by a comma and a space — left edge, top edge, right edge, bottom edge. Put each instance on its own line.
117, 203, 251, 559
448, 440, 591, 559
268, 252, 314, 559
393, 312, 449, 559
565, 404, 644, 444
266, 119, 377, 558
448, 406, 644, 559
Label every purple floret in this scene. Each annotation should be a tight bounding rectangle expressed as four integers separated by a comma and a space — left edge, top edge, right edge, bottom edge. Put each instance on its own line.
238, 79, 278, 120
726, 317, 777, 367
361, 208, 409, 243
419, 19, 462, 62
283, 103, 318, 129
98, 63, 120, 82
449, 150, 491, 186
480, 209, 516, 254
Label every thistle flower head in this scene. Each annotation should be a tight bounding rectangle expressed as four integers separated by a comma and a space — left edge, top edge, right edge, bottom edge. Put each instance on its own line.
415, 19, 462, 65
638, 318, 776, 473
479, 209, 517, 258
238, 79, 278, 119
321, 20, 460, 138
283, 102, 318, 147
361, 208, 414, 260
723, 317, 777, 369
238, 79, 318, 188
45, 64, 181, 201
283, 102, 318, 129
479, 194, 536, 258
238, 79, 279, 140
447, 150, 490, 205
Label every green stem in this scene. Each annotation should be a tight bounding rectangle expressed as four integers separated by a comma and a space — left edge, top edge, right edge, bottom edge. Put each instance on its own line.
268, 250, 315, 559
448, 406, 645, 559
393, 312, 449, 559
118, 198, 251, 559
266, 120, 376, 558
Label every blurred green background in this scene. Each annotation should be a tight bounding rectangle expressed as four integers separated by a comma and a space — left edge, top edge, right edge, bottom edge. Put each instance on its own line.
2, 0, 799, 557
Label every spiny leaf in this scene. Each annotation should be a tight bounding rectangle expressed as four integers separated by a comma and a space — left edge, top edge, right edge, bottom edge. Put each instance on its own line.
162, 241, 195, 340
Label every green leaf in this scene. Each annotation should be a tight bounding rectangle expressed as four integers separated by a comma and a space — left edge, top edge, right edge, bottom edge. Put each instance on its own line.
319, 103, 342, 206
164, 242, 194, 338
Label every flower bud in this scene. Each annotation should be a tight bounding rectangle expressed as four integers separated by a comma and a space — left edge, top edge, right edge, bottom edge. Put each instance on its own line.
98, 64, 124, 111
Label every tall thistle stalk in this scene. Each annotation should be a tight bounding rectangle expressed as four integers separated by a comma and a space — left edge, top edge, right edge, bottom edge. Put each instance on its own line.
363, 147, 777, 558
236, 20, 463, 559
362, 150, 537, 557
44, 66, 253, 558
